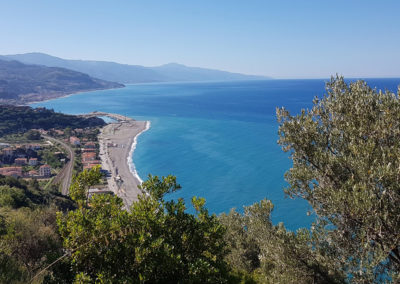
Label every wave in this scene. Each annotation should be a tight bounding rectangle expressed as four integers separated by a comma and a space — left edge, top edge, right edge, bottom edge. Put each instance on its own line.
127, 121, 151, 185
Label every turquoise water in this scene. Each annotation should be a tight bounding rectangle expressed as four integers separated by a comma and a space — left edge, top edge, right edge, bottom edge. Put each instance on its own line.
31, 79, 400, 230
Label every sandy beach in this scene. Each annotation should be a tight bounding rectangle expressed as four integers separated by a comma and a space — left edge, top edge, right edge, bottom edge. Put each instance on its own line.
99, 119, 149, 208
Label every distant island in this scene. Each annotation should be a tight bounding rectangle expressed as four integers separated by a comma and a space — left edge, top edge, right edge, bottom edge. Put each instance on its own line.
1, 52, 270, 84
0, 59, 124, 105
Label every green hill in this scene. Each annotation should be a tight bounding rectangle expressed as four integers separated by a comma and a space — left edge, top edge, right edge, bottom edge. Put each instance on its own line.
0, 59, 124, 104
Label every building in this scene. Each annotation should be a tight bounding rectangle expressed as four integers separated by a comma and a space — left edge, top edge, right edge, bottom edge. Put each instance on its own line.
39, 165, 51, 177
83, 160, 101, 170
0, 143, 10, 149
15, 158, 27, 165
69, 136, 81, 146
54, 129, 64, 135
25, 144, 42, 150
37, 129, 48, 135
2, 147, 14, 156
82, 152, 96, 162
28, 158, 38, 166
0, 167, 22, 177
84, 142, 96, 149
28, 170, 38, 177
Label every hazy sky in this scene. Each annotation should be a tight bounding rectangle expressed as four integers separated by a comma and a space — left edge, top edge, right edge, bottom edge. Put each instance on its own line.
0, 0, 399, 78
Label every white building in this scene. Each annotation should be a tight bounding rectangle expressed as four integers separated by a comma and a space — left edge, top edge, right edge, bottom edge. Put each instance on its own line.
39, 165, 51, 177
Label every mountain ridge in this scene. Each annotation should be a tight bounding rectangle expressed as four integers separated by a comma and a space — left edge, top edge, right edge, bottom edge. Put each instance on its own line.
3, 52, 270, 84
0, 59, 124, 104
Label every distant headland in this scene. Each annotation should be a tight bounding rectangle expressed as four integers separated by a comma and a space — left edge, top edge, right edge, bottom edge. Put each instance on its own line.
1, 52, 270, 84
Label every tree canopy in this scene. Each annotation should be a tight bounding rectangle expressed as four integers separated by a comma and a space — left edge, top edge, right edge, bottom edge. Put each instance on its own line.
277, 76, 400, 282
58, 173, 230, 283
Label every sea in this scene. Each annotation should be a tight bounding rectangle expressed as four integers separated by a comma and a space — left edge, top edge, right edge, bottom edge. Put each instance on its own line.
31, 78, 400, 230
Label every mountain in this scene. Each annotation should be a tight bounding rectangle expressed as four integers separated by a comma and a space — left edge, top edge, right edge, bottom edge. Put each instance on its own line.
3, 53, 269, 84
0, 59, 124, 104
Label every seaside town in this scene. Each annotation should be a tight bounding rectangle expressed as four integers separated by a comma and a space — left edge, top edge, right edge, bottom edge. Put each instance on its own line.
0, 127, 100, 181
0, 111, 148, 206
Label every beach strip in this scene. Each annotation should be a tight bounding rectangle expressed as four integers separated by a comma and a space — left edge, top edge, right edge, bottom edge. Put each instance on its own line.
99, 120, 149, 208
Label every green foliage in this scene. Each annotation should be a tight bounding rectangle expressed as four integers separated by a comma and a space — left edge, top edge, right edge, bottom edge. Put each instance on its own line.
0, 207, 65, 283
24, 129, 41, 140
220, 200, 345, 284
0, 105, 105, 136
69, 166, 103, 208
277, 76, 400, 282
0, 175, 76, 283
0, 185, 29, 208
42, 149, 63, 169
0, 176, 75, 210
58, 173, 230, 283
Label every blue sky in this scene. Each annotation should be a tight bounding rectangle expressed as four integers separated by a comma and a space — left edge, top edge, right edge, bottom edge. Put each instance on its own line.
0, 0, 399, 78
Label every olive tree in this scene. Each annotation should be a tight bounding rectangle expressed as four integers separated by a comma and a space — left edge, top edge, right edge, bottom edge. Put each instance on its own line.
220, 200, 345, 284
277, 76, 400, 282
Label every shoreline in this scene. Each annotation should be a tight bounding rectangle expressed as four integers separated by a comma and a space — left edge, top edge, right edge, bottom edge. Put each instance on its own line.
127, 121, 151, 184
26, 85, 125, 106
99, 119, 149, 208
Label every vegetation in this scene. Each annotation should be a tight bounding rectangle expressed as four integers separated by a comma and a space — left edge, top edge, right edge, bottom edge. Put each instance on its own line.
0, 105, 105, 136
40, 146, 65, 169
0, 176, 75, 283
0, 77, 399, 283
0, 59, 123, 104
276, 76, 400, 282
220, 200, 345, 283
24, 130, 41, 140
58, 170, 230, 283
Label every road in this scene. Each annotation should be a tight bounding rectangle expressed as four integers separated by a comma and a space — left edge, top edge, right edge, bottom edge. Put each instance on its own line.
44, 135, 75, 195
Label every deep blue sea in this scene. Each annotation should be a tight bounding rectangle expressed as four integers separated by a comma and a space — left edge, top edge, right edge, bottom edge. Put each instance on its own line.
31, 78, 400, 230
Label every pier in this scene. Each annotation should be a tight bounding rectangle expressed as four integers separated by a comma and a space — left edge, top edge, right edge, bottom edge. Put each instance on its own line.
78, 111, 134, 122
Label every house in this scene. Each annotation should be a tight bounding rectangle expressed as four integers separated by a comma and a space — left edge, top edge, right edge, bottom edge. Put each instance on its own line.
28, 170, 39, 177
15, 158, 27, 165
84, 142, 96, 149
0, 143, 10, 149
83, 161, 101, 170
2, 147, 14, 156
82, 152, 96, 162
37, 129, 48, 135
0, 167, 23, 177
28, 158, 38, 166
69, 136, 81, 146
54, 129, 64, 135
39, 165, 51, 177
25, 144, 42, 150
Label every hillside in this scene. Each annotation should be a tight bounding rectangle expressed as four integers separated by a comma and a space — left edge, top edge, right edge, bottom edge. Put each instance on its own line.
3, 52, 269, 84
0, 105, 105, 136
0, 59, 124, 104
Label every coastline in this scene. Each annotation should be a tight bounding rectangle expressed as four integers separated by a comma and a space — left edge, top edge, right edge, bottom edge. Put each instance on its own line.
127, 121, 151, 184
99, 119, 150, 208
26, 85, 125, 106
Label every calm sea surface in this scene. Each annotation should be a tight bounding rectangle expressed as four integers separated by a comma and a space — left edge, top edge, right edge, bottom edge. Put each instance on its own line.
31, 78, 400, 230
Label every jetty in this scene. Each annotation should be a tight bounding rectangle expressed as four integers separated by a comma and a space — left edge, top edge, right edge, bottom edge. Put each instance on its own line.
78, 111, 134, 122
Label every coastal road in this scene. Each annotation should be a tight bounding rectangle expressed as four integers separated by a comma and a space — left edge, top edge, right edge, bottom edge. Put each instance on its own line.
44, 135, 75, 195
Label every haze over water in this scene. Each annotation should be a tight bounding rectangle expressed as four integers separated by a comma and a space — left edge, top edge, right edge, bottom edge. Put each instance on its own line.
31, 78, 400, 230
